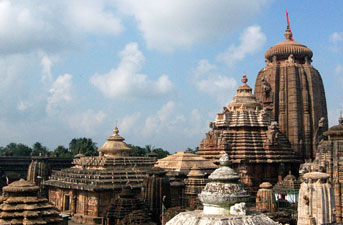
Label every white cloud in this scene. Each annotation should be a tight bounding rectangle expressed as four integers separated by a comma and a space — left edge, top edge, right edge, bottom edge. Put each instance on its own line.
90, 42, 174, 99
192, 60, 237, 104
0, 0, 123, 55
119, 112, 141, 134
334, 65, 343, 84
217, 26, 266, 66
41, 54, 53, 82
66, 0, 123, 35
17, 101, 31, 111
329, 32, 343, 52
335, 65, 343, 74
46, 74, 72, 115
330, 32, 343, 43
118, 0, 270, 52
68, 109, 106, 135
144, 101, 186, 137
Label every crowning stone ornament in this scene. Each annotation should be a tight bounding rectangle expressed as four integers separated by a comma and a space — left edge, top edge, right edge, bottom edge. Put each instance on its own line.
166, 153, 281, 225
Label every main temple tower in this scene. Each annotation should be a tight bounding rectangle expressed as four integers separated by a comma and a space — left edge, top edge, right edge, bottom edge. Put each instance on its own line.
254, 26, 328, 160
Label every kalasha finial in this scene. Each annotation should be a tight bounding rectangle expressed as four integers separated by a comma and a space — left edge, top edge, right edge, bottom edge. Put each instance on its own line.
219, 153, 230, 166
241, 74, 248, 84
339, 111, 343, 125
113, 126, 119, 135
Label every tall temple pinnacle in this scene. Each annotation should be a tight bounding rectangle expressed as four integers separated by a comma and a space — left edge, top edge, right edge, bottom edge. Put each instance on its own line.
254, 23, 328, 160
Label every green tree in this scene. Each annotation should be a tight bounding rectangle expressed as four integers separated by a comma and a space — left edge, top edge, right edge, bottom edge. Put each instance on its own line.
185, 146, 199, 154
31, 142, 49, 156
127, 144, 170, 159
127, 144, 146, 157
1, 143, 32, 156
151, 147, 170, 159
52, 145, 72, 158
69, 138, 98, 156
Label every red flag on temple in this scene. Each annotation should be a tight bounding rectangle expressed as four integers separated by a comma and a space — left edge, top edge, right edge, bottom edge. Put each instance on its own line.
286, 10, 294, 41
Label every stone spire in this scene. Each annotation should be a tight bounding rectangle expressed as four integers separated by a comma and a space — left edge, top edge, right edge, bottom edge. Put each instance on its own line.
98, 126, 132, 157
106, 184, 154, 225
184, 164, 207, 209
255, 24, 328, 160
27, 156, 51, 197
227, 74, 262, 111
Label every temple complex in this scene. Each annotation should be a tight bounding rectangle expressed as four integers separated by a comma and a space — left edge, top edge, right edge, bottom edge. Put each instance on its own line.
44, 126, 156, 224
198, 75, 299, 189
0, 179, 63, 224
166, 154, 280, 225
254, 26, 328, 160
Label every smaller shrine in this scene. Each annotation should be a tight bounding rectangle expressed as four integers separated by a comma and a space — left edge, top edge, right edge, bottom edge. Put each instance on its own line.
105, 184, 155, 225
256, 182, 276, 213
44, 126, 156, 224
166, 154, 281, 225
184, 164, 207, 209
0, 179, 63, 225
198, 75, 299, 190
27, 156, 51, 197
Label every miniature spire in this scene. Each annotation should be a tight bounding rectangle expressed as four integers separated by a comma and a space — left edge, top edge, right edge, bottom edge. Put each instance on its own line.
113, 126, 119, 136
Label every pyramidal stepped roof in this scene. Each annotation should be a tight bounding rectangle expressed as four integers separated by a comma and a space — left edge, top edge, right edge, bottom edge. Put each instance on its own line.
155, 151, 217, 175
98, 126, 132, 157
0, 179, 62, 224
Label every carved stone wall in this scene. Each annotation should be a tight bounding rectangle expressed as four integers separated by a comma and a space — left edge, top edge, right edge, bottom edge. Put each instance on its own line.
254, 28, 328, 160
297, 172, 336, 225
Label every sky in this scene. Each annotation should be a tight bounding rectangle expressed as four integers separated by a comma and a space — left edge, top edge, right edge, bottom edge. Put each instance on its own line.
1, 0, 343, 153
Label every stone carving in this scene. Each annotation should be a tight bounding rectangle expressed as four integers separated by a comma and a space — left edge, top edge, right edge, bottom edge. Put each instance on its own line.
305, 56, 311, 65
230, 202, 246, 216
288, 54, 295, 64
261, 76, 273, 103
265, 122, 280, 146
297, 172, 336, 225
